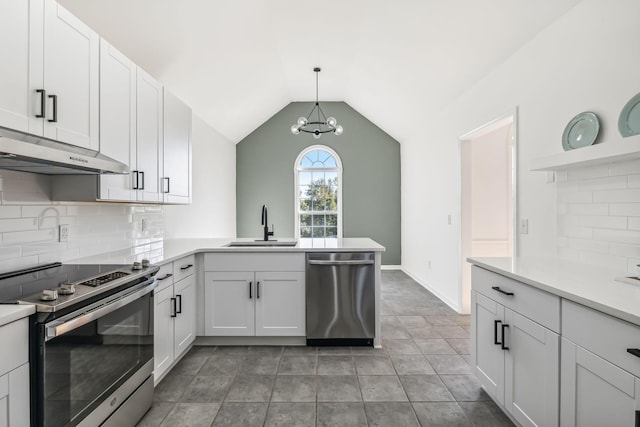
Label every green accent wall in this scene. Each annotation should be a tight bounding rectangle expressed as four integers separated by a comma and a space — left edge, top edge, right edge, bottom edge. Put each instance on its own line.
236, 102, 401, 265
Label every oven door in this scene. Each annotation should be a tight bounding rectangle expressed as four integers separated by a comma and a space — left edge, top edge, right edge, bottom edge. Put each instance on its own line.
35, 279, 156, 427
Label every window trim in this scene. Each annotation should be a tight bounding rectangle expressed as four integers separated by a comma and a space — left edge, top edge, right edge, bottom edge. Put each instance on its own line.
294, 145, 343, 239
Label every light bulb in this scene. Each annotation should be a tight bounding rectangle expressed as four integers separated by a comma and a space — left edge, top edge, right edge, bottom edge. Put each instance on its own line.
291, 124, 300, 135
326, 117, 337, 129
313, 129, 321, 139
334, 125, 344, 136
297, 117, 308, 127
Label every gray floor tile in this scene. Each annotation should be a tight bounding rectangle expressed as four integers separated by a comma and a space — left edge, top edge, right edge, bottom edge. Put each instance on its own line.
317, 355, 356, 375
170, 355, 208, 376
265, 402, 315, 427
399, 375, 455, 402
350, 346, 387, 355
397, 315, 429, 328
213, 346, 250, 354
136, 402, 174, 427
390, 354, 436, 375
241, 355, 281, 375
383, 339, 422, 355
412, 402, 472, 426
226, 375, 274, 402
364, 402, 420, 426
160, 402, 221, 427
277, 355, 317, 375
424, 315, 461, 326
180, 375, 234, 402
317, 375, 362, 402
407, 326, 444, 339
426, 355, 472, 375
414, 338, 458, 355
199, 355, 244, 376
455, 315, 471, 326
381, 324, 412, 339
317, 346, 352, 355
440, 375, 490, 402
359, 375, 408, 402
282, 346, 318, 355
433, 325, 470, 338
247, 346, 283, 356
317, 402, 368, 427
271, 375, 317, 402
447, 338, 471, 355
458, 401, 514, 427
187, 345, 216, 358
354, 355, 395, 375
212, 402, 268, 427
153, 375, 193, 402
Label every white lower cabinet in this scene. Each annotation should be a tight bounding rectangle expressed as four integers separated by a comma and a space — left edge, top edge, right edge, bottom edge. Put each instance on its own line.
471, 266, 560, 427
154, 256, 196, 383
0, 318, 29, 427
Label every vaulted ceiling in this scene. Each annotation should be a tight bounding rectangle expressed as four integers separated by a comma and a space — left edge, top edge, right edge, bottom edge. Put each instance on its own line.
60, 0, 581, 143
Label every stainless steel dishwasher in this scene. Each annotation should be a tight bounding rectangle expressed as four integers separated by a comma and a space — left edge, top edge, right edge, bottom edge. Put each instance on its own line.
306, 252, 375, 346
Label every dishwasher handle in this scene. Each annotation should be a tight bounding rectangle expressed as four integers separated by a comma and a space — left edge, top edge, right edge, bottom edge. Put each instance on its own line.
307, 260, 375, 266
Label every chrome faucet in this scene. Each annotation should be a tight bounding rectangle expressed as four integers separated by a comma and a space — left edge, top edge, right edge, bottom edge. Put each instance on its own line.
261, 204, 274, 241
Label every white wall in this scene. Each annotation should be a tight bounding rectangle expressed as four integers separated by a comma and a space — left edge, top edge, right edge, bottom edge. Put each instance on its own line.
402, 0, 640, 311
163, 115, 236, 238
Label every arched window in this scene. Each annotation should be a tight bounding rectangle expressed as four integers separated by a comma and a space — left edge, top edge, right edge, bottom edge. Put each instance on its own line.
295, 146, 342, 241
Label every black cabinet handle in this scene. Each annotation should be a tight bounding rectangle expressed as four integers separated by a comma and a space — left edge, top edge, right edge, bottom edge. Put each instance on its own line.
494, 320, 502, 345
501, 324, 510, 350
170, 297, 177, 317
36, 89, 46, 118
176, 294, 182, 314
180, 264, 193, 271
492, 286, 514, 296
132, 171, 139, 189
257, 281, 260, 299
249, 281, 252, 299
157, 273, 173, 281
163, 177, 170, 193
48, 94, 57, 123
139, 171, 145, 190
627, 348, 640, 359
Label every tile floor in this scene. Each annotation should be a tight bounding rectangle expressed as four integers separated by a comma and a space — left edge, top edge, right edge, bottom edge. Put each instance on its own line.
137, 270, 513, 426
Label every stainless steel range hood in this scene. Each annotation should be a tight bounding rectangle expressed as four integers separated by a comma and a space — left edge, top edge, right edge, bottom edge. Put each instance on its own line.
0, 128, 128, 175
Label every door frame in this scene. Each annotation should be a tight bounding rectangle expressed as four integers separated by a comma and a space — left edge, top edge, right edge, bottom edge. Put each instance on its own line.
457, 107, 518, 313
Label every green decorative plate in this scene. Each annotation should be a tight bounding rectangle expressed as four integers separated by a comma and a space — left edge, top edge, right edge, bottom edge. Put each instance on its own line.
618, 92, 640, 137
562, 112, 600, 151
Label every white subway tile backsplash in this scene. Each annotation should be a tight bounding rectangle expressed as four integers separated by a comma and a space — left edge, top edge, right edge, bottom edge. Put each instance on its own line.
610, 203, 640, 217
592, 228, 640, 245
559, 215, 627, 230
0, 218, 38, 233
627, 259, 640, 274
0, 206, 21, 219
609, 159, 640, 176
567, 238, 610, 254
557, 246, 579, 261
579, 251, 628, 271
3, 229, 56, 245
563, 203, 609, 216
610, 243, 640, 257
629, 175, 640, 188
593, 189, 640, 203
566, 164, 610, 181
556, 223, 593, 239
629, 218, 640, 231
578, 176, 628, 192
558, 191, 593, 203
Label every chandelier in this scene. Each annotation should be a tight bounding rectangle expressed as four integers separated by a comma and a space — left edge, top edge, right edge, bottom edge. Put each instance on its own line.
290, 67, 343, 139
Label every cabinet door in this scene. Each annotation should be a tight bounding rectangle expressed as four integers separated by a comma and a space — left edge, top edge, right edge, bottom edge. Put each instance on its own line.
8, 364, 29, 427
0, 0, 41, 134
136, 68, 163, 203
561, 338, 640, 427
255, 271, 305, 336
471, 290, 505, 404
98, 39, 137, 202
43, 0, 99, 150
154, 285, 175, 383
174, 275, 196, 358
162, 90, 192, 204
504, 309, 559, 427
204, 272, 255, 336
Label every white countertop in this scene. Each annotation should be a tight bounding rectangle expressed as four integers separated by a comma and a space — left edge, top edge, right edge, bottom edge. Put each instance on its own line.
0, 304, 35, 327
469, 256, 640, 327
75, 237, 385, 266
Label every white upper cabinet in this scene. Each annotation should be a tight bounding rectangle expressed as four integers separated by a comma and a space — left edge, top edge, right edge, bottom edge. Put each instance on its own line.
0, 0, 99, 151
162, 90, 192, 204
136, 68, 163, 203
98, 39, 137, 202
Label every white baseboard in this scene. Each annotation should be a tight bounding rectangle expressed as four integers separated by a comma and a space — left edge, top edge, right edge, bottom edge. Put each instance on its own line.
401, 267, 461, 313
381, 265, 402, 270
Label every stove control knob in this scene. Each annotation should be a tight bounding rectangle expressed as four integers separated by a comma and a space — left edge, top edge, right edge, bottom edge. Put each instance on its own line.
132, 261, 142, 270
41, 289, 58, 301
58, 283, 76, 295
141, 259, 150, 268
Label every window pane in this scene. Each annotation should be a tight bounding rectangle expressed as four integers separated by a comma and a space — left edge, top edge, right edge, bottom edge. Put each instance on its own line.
325, 171, 337, 182
312, 227, 325, 238
300, 199, 311, 211
326, 214, 337, 226
324, 156, 336, 168
300, 227, 312, 238
326, 227, 338, 237
312, 215, 325, 226
300, 214, 311, 226
299, 172, 312, 185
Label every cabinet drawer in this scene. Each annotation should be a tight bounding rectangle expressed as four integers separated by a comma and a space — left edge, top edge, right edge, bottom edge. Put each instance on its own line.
173, 255, 196, 282
0, 319, 28, 376
472, 266, 560, 332
204, 253, 304, 272
563, 300, 640, 378
154, 263, 175, 293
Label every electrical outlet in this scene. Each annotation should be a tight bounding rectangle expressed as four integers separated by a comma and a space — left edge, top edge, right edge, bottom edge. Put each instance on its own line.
520, 219, 529, 235
59, 224, 69, 242
141, 219, 147, 232
447, 215, 452, 225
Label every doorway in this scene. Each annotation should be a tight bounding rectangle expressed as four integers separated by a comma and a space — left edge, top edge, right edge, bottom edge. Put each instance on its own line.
458, 110, 517, 313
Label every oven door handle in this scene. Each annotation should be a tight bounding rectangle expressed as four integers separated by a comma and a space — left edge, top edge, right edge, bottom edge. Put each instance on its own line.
45, 279, 157, 341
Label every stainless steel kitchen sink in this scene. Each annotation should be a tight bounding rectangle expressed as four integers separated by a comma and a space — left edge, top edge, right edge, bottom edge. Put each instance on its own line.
225, 240, 298, 247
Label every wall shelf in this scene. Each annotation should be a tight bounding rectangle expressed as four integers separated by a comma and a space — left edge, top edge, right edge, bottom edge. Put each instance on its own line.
530, 135, 640, 171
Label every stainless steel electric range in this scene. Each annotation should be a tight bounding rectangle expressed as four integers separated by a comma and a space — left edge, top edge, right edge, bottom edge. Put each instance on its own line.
0, 261, 159, 427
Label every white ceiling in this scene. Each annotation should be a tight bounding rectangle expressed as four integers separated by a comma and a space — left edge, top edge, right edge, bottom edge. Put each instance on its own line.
60, 0, 581, 143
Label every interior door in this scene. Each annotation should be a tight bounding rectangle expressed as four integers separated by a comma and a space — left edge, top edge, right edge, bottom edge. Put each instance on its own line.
204, 272, 255, 336
255, 271, 305, 336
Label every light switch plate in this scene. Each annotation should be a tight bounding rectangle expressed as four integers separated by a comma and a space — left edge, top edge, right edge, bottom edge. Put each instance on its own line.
519, 219, 529, 235
59, 224, 68, 242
